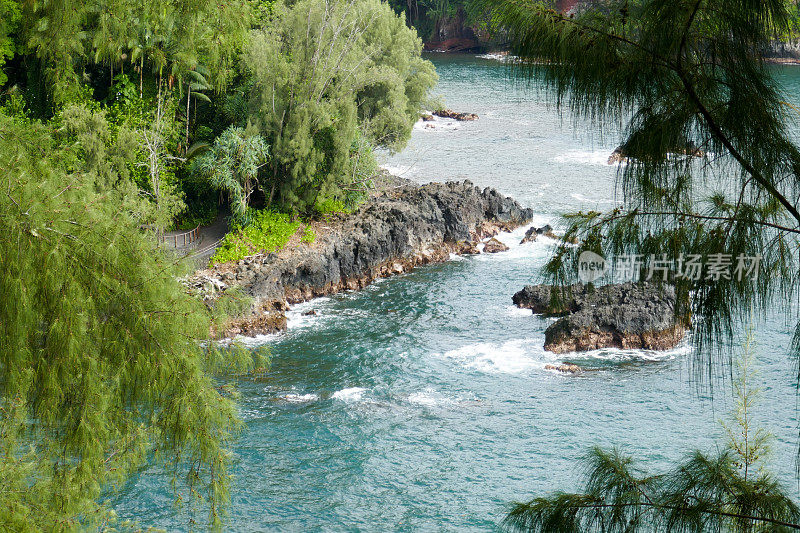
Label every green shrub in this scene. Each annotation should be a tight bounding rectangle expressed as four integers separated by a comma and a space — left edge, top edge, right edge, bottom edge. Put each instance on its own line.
314, 197, 349, 216
300, 225, 316, 244
210, 209, 300, 265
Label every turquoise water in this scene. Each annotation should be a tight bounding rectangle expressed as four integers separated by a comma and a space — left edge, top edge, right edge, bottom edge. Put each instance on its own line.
117, 55, 800, 531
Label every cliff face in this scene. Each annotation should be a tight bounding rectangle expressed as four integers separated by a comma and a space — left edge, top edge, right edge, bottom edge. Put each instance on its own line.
766, 38, 800, 61
191, 180, 533, 337
423, 7, 484, 52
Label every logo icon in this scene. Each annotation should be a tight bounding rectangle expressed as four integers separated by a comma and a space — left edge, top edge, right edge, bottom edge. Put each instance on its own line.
578, 251, 607, 283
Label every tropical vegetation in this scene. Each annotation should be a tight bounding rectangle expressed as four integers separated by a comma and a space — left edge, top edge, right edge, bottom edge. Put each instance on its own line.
486, 0, 800, 529
0, 0, 434, 528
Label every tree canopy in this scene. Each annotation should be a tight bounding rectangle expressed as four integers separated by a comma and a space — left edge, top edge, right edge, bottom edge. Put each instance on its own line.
484, 0, 800, 371
243, 0, 437, 211
0, 0, 436, 527
485, 0, 800, 529
0, 111, 269, 530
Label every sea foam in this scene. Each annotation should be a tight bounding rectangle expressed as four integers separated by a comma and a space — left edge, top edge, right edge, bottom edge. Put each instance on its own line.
331, 387, 368, 402
279, 393, 320, 403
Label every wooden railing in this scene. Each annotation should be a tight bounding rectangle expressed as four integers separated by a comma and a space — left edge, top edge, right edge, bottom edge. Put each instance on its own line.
162, 224, 201, 248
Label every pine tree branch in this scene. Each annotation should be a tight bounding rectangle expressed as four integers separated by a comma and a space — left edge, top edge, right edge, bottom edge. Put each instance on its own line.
510, 1, 800, 228
675, 70, 800, 227
527, 500, 800, 530
587, 209, 800, 235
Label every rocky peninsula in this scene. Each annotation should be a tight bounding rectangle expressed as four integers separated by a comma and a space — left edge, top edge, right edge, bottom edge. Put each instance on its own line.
513, 282, 686, 353
189, 178, 533, 337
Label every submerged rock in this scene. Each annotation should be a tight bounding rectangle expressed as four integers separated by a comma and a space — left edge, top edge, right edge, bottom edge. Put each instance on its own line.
544, 362, 581, 373
513, 282, 685, 353
483, 237, 509, 253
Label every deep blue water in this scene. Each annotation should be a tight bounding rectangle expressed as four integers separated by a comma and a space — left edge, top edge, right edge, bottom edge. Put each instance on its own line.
116, 54, 800, 531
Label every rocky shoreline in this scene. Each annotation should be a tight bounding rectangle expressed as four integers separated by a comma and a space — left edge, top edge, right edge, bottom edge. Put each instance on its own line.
189, 179, 533, 338
513, 282, 686, 353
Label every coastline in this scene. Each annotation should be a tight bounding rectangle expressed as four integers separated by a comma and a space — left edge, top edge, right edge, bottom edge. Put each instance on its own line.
187, 174, 534, 338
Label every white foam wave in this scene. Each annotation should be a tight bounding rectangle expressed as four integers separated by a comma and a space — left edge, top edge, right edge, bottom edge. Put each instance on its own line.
381, 164, 414, 177
279, 393, 319, 403
285, 299, 329, 329
505, 305, 534, 317
476, 52, 520, 63
407, 389, 456, 407
440, 336, 691, 374
553, 149, 618, 167
414, 117, 463, 132
441, 339, 544, 374
332, 387, 367, 402
570, 341, 692, 362
474, 224, 559, 261
223, 333, 279, 347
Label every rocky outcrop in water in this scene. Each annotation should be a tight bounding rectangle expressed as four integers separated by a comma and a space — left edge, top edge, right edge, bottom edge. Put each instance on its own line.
193, 180, 533, 337
513, 282, 685, 353
608, 142, 704, 165
519, 224, 557, 244
483, 238, 509, 253
433, 109, 479, 121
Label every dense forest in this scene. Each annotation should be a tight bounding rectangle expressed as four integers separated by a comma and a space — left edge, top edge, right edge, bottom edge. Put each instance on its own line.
0, 0, 436, 255
0, 0, 436, 529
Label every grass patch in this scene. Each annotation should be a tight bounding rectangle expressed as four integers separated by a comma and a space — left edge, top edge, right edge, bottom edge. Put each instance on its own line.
300, 225, 316, 244
210, 209, 300, 265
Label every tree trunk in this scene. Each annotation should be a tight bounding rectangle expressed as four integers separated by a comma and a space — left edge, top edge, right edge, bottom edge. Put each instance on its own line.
185, 88, 191, 148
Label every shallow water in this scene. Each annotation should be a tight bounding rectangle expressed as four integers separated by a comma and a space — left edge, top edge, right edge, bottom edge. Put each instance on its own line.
116, 54, 800, 531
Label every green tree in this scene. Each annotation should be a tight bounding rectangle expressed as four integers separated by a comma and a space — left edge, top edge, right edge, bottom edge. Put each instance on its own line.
485, 0, 800, 367
0, 0, 20, 87
16, 0, 249, 108
194, 125, 270, 220
138, 94, 186, 238
245, 0, 436, 211
503, 336, 799, 532
0, 110, 261, 530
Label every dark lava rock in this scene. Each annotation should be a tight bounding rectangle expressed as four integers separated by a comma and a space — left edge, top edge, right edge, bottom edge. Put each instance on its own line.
194, 179, 533, 337
513, 282, 685, 353
483, 237, 509, 253
433, 109, 479, 121
520, 226, 538, 244
520, 224, 557, 244
454, 241, 481, 255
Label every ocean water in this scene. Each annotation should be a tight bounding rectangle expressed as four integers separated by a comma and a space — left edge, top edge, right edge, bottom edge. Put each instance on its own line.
115, 55, 800, 531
